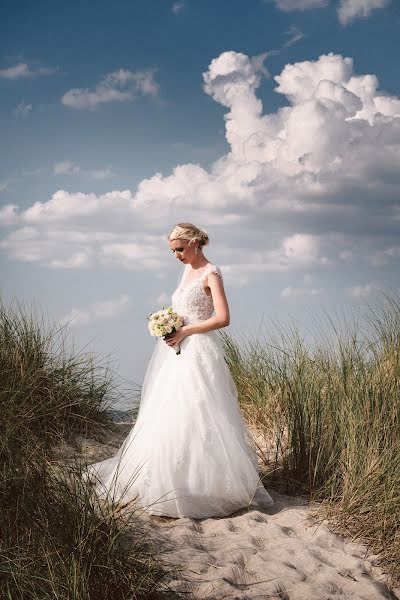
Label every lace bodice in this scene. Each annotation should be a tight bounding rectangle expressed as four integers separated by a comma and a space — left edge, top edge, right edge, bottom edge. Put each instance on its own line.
171, 264, 223, 324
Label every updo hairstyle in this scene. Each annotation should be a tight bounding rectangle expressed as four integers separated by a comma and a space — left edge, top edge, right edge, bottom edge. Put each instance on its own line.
168, 223, 209, 248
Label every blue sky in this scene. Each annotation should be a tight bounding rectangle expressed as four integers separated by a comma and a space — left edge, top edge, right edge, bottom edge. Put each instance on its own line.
1, 0, 399, 408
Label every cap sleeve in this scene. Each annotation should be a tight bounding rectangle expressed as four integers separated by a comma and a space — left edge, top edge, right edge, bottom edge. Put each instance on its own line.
204, 264, 223, 282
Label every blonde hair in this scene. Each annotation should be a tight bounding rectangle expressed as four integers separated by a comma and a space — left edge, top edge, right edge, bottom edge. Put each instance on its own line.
167, 222, 209, 247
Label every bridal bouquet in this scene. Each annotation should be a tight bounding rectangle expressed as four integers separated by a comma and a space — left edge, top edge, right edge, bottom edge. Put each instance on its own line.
147, 307, 184, 355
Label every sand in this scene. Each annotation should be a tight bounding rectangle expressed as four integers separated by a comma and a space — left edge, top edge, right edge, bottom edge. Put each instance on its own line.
150, 499, 399, 599
63, 422, 399, 600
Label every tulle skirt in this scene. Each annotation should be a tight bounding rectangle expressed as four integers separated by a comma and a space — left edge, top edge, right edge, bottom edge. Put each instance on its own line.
83, 330, 274, 518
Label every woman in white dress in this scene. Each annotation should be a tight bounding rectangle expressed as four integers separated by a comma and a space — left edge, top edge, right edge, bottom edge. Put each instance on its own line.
84, 223, 274, 518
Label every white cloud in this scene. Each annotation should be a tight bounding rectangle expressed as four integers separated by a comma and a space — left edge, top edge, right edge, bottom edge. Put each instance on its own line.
0, 62, 56, 80
22, 190, 100, 222
282, 26, 306, 48
15, 100, 32, 117
156, 292, 170, 306
172, 2, 185, 14
338, 0, 389, 25
61, 68, 159, 110
19, 189, 133, 223
22, 168, 43, 177
53, 161, 114, 179
54, 161, 81, 176
318, 235, 400, 269
349, 282, 381, 297
0, 220, 164, 270
281, 285, 322, 297
1, 51, 400, 283
0, 225, 94, 266
49, 253, 91, 269
282, 234, 325, 265
60, 294, 129, 327
89, 167, 115, 180
273, 0, 389, 23
100, 242, 164, 269
0, 176, 20, 195
280, 273, 323, 298
274, 0, 328, 11
0, 62, 30, 79
370, 246, 400, 267
0, 204, 18, 225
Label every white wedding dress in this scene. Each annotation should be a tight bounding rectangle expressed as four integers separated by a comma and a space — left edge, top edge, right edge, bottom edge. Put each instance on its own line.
83, 263, 274, 518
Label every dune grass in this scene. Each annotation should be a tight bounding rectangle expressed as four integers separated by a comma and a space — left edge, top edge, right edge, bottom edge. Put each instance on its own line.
0, 298, 178, 599
221, 292, 400, 584
4, 289, 398, 592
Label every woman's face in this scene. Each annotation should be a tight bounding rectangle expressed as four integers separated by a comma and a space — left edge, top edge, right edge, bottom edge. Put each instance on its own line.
168, 238, 197, 264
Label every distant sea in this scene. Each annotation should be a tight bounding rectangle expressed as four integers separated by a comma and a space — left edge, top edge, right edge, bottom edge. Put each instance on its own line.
105, 407, 138, 423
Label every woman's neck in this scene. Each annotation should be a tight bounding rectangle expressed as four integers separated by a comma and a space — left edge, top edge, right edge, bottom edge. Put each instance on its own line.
190, 259, 210, 271
189, 255, 210, 270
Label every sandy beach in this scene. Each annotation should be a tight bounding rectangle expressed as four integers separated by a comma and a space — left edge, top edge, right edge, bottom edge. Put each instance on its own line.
63, 422, 400, 600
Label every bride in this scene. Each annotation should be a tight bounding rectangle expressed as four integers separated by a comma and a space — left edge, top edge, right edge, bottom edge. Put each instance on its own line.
84, 223, 274, 518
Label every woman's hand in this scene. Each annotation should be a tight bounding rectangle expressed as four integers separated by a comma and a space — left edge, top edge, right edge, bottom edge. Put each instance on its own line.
164, 328, 187, 349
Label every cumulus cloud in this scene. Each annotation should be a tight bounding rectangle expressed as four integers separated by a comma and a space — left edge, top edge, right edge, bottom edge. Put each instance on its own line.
338, 0, 389, 25
0, 225, 95, 266
1, 50, 400, 283
274, 0, 328, 11
60, 294, 129, 327
0, 62, 56, 79
61, 68, 159, 110
0, 212, 165, 270
282, 234, 327, 264
18, 189, 133, 223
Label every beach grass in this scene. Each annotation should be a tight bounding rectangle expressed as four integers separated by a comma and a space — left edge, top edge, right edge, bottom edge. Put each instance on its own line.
0, 298, 178, 599
221, 291, 400, 584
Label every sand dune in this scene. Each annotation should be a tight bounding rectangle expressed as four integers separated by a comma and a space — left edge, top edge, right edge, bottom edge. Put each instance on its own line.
147, 498, 399, 599
72, 423, 399, 600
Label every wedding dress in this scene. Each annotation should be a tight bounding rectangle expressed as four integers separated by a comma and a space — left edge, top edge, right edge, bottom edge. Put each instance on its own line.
83, 263, 274, 518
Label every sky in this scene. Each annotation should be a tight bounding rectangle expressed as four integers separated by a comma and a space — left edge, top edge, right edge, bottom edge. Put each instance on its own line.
1, 0, 399, 409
